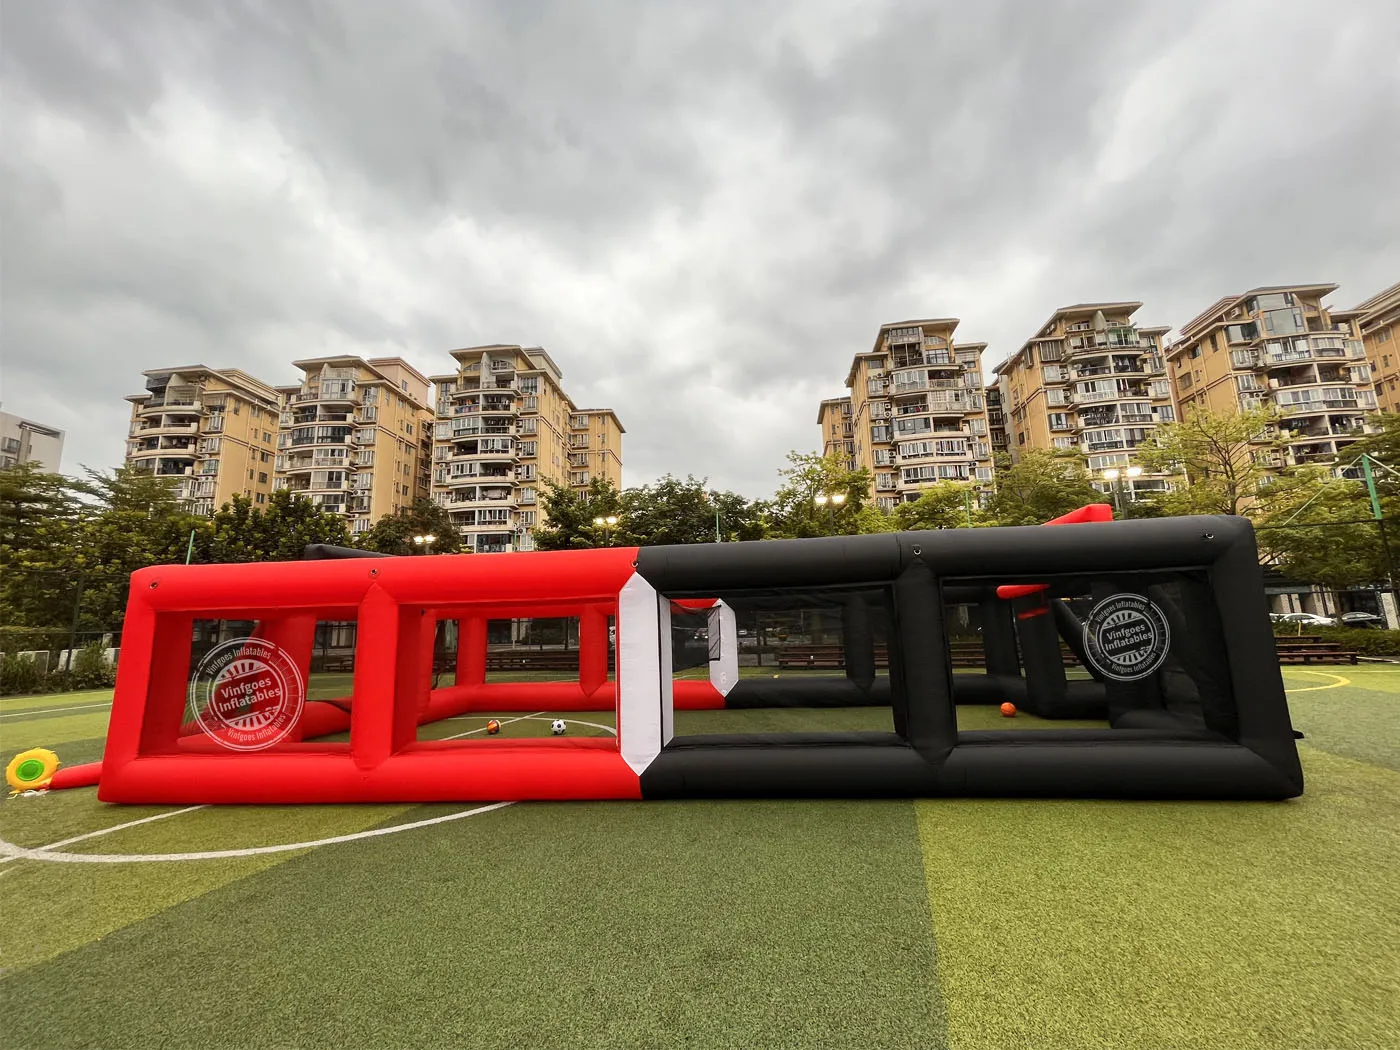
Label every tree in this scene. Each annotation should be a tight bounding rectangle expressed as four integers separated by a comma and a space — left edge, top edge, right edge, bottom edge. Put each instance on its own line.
0, 461, 77, 552
983, 451, 1104, 526
357, 499, 463, 555
892, 483, 983, 531
1349, 412, 1400, 466
852, 504, 900, 534
531, 477, 625, 550
196, 489, 351, 563
68, 466, 208, 630
1136, 405, 1280, 516
1254, 469, 1396, 589
766, 452, 874, 538
620, 475, 765, 546
2, 465, 205, 635
0, 462, 84, 630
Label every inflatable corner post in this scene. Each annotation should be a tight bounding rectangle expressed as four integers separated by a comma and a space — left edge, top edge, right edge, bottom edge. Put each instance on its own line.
90, 509, 1301, 803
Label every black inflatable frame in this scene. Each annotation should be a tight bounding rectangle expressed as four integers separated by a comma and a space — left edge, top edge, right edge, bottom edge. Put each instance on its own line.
633, 514, 1304, 800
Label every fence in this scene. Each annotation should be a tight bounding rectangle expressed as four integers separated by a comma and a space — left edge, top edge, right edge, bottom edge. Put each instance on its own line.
1252, 517, 1399, 621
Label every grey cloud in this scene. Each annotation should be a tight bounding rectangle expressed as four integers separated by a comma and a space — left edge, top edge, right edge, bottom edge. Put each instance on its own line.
2, 0, 1398, 499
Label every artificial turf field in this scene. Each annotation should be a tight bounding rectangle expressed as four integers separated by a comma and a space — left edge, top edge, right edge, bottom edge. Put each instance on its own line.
2, 667, 1398, 1049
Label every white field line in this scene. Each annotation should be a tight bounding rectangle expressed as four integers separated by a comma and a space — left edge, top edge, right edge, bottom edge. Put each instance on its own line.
0, 701, 114, 719
0, 712, 616, 866
0, 806, 208, 866
0, 692, 114, 705
439, 711, 545, 740
0, 802, 516, 864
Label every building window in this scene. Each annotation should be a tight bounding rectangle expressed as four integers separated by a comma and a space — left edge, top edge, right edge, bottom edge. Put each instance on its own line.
258, 472, 268, 483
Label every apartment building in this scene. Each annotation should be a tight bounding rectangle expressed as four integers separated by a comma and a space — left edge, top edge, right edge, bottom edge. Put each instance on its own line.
1353, 281, 1400, 414
994, 303, 1175, 500
0, 410, 65, 469
833, 320, 993, 511
125, 367, 281, 515
431, 345, 625, 553
816, 397, 855, 468
566, 408, 625, 491
275, 357, 434, 536
1167, 284, 1377, 474
984, 385, 1009, 460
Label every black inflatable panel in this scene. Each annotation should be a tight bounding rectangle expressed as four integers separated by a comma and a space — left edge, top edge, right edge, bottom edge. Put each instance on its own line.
723, 677, 891, 708
632, 514, 1304, 800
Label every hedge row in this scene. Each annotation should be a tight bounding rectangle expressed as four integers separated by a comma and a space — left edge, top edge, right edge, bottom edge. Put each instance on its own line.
0, 642, 117, 697
1274, 625, 1400, 658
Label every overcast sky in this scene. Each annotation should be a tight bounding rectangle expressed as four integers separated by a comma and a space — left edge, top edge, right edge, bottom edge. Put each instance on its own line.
3, 0, 1398, 496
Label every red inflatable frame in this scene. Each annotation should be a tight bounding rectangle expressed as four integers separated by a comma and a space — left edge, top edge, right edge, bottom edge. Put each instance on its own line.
95, 547, 685, 803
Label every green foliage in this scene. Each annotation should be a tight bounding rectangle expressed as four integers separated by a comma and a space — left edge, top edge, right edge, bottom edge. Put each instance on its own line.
0, 652, 43, 696
355, 498, 463, 555
533, 475, 765, 549
766, 452, 873, 538
1254, 467, 1397, 588
851, 504, 900, 534
1137, 405, 1279, 516
531, 477, 625, 550
0, 461, 77, 551
892, 483, 984, 531
195, 489, 351, 563
983, 451, 1104, 526
620, 475, 765, 545
67, 466, 208, 631
71, 641, 117, 689
2, 464, 203, 635
1348, 414, 1400, 480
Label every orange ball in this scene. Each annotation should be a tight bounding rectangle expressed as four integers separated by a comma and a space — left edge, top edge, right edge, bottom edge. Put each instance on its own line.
999, 702, 1017, 718
486, 719, 502, 735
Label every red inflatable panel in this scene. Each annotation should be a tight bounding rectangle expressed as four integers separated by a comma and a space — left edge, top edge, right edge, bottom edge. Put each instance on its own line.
996, 504, 1116, 600
99, 548, 643, 804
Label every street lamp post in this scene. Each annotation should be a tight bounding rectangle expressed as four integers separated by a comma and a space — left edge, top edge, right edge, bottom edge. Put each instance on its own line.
592, 515, 619, 546
701, 491, 722, 543
1101, 466, 1143, 515
814, 491, 847, 533
412, 533, 437, 554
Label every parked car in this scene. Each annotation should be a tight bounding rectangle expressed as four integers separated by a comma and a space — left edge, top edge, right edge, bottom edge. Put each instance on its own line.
1278, 612, 1337, 627
1338, 612, 1385, 628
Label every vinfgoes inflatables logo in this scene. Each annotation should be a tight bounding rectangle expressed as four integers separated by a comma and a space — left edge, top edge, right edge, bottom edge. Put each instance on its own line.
189, 637, 305, 750
1082, 594, 1170, 681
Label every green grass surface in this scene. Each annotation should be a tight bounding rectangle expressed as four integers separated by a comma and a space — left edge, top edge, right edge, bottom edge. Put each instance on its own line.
0, 667, 1397, 1049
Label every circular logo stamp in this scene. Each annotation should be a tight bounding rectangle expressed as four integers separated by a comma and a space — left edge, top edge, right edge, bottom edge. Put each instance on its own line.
188, 637, 305, 751
1082, 594, 1171, 682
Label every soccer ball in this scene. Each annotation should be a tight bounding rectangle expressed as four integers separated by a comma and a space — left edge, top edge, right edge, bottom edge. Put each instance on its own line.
551, 719, 567, 735
485, 719, 501, 735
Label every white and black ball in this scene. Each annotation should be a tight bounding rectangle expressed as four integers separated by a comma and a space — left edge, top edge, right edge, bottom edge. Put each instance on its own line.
550, 719, 567, 736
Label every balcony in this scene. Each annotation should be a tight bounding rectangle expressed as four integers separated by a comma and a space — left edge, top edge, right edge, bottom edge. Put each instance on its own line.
1278, 393, 1365, 416
135, 420, 200, 437
318, 383, 359, 404
1230, 350, 1260, 369
1272, 368, 1354, 390
138, 398, 202, 418
1073, 362, 1147, 379
889, 349, 957, 370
